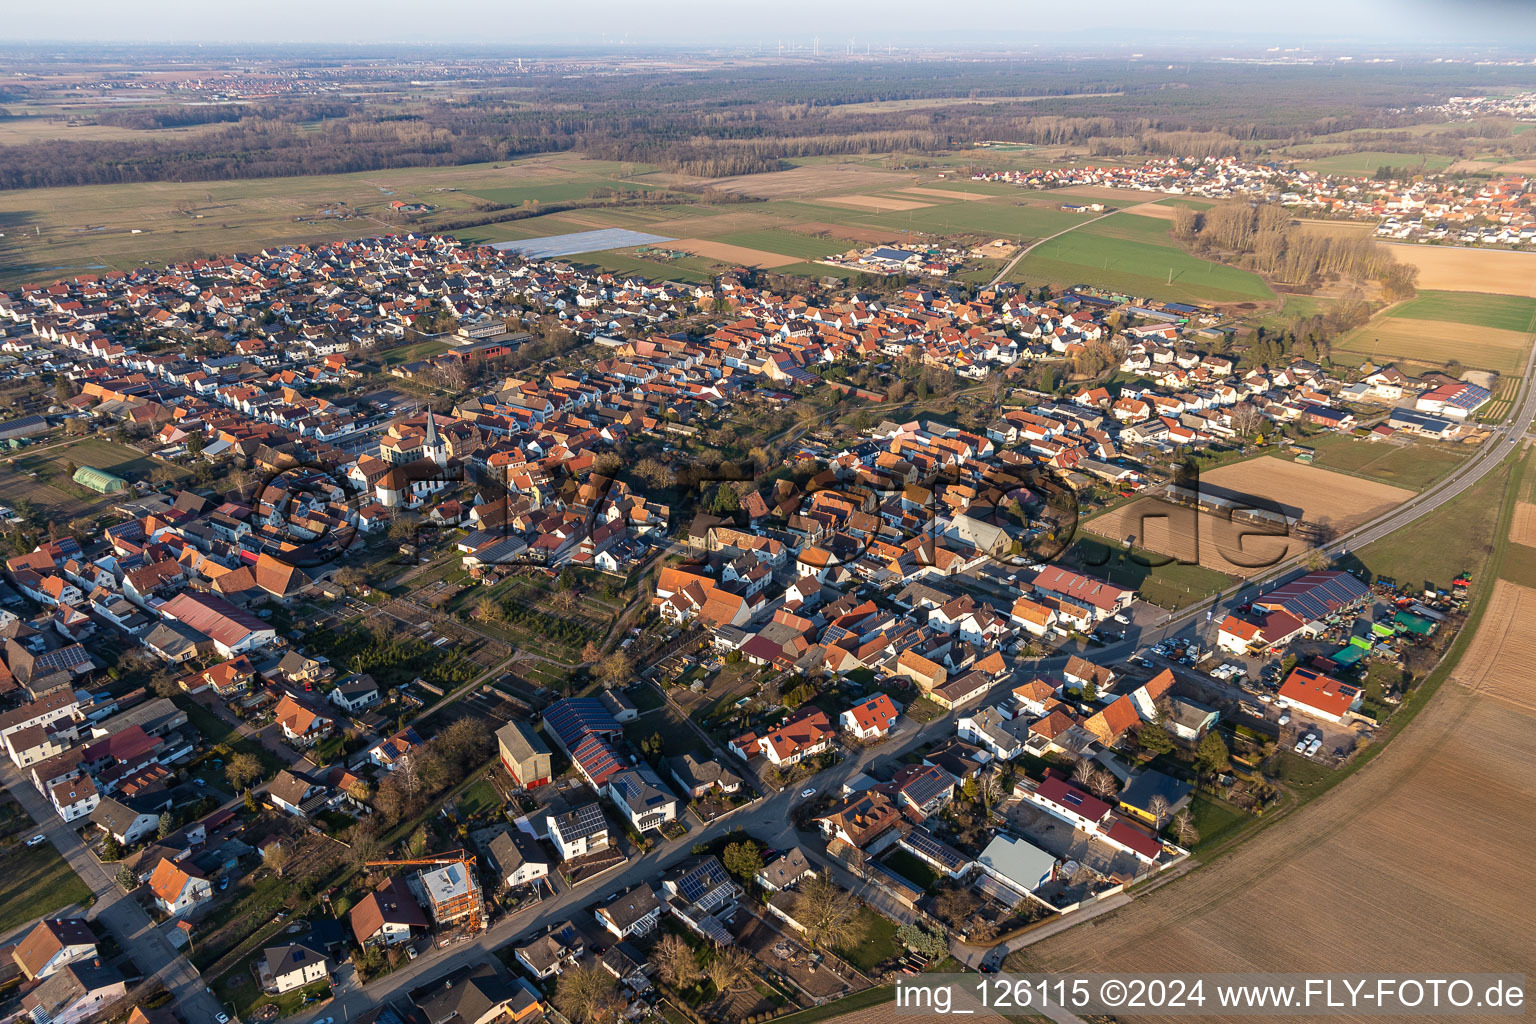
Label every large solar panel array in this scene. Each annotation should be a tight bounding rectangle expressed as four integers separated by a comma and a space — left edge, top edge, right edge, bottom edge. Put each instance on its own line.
673, 857, 730, 904
1256, 570, 1369, 623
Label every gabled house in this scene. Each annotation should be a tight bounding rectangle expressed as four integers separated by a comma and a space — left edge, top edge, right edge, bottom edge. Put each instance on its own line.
148, 857, 213, 915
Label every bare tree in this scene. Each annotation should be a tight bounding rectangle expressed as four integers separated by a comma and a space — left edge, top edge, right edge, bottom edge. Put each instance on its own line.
1172, 809, 1200, 847
555, 962, 619, 1024
1071, 757, 1096, 788
978, 767, 1002, 817
707, 945, 755, 993
265, 843, 291, 878
1148, 793, 1172, 831
795, 874, 864, 952
1088, 769, 1120, 801
653, 933, 701, 991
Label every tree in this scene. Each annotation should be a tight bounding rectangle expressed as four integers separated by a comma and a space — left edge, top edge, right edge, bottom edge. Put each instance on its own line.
226, 752, 263, 791
1148, 793, 1173, 831
157, 813, 176, 840
1137, 718, 1176, 756
896, 922, 949, 958
722, 840, 764, 882
1196, 731, 1231, 775
116, 866, 137, 891
100, 833, 123, 861
1071, 757, 1096, 788
555, 961, 619, 1024
266, 843, 290, 878
346, 820, 384, 869
707, 945, 754, 992
596, 651, 634, 689
582, 641, 604, 663
653, 933, 701, 990
1088, 768, 1119, 801
1172, 809, 1200, 847
795, 874, 864, 951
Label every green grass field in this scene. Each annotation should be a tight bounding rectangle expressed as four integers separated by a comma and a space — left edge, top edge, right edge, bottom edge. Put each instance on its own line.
1294, 151, 1457, 177
1020, 213, 1275, 304
1068, 536, 1235, 610
466, 180, 665, 206
0, 842, 92, 934
1345, 455, 1510, 591
857, 198, 1084, 239
1278, 436, 1467, 491
1389, 291, 1536, 333
710, 229, 853, 260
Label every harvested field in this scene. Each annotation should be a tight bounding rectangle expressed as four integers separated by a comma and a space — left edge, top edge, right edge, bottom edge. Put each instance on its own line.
1291, 218, 1375, 237
1333, 317, 1532, 374
782, 221, 902, 245
1201, 458, 1412, 531
1452, 580, 1536, 714
707, 164, 915, 199
1087, 461, 1413, 575
1086, 498, 1293, 576
1051, 184, 1142, 202
896, 186, 992, 200
1492, 159, 1536, 175
666, 238, 798, 268
1124, 201, 1177, 220
1383, 243, 1536, 298
812, 194, 932, 212
1508, 502, 1536, 547
1016, 673, 1536, 1021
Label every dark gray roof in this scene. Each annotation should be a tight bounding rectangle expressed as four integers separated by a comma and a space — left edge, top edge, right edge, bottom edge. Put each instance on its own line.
264, 941, 328, 980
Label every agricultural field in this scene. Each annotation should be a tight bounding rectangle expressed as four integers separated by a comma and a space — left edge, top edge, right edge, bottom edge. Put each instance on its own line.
1280, 435, 1468, 491
1452, 580, 1536, 714
1013, 649, 1536, 1020
1292, 150, 1457, 176
1348, 456, 1510, 591
1066, 535, 1236, 610
0, 152, 680, 288
1382, 244, 1536, 299
1331, 291, 1536, 374
1017, 212, 1275, 305
0, 437, 188, 519
1480, 375, 1521, 424
1391, 290, 1536, 333
1086, 459, 1412, 575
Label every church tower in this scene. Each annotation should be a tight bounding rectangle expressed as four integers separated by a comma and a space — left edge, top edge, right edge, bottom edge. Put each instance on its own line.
423, 412, 447, 467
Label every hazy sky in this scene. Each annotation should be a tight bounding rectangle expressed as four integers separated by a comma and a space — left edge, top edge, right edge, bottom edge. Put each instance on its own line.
7, 0, 1536, 48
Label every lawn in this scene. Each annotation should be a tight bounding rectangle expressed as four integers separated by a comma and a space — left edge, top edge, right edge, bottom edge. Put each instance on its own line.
455, 777, 503, 819
1019, 214, 1275, 304
379, 339, 451, 366
1389, 290, 1536, 333
1274, 436, 1466, 491
1068, 536, 1235, 611
879, 848, 941, 891
1266, 751, 1336, 794
1185, 793, 1251, 851
835, 906, 902, 973
562, 251, 711, 284
0, 841, 92, 934
1345, 454, 1513, 592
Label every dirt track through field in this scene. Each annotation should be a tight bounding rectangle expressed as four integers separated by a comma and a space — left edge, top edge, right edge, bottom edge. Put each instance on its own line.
1383, 243, 1536, 298
1018, 658, 1536, 1023
1507, 501, 1536, 547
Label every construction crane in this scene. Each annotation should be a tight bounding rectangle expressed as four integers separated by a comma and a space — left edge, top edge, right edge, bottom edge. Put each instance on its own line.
366, 851, 486, 932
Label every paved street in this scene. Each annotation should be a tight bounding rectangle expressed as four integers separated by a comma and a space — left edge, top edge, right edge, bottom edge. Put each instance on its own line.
1, 763, 228, 1023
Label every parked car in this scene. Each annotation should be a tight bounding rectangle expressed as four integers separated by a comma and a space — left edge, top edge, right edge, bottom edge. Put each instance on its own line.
24, 834, 45, 847
1306, 736, 1323, 755
1294, 735, 1311, 753
1277, 712, 1291, 725
800, 788, 817, 799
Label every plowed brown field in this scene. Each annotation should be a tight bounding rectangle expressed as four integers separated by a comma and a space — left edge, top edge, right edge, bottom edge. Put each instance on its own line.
1507, 501, 1536, 547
